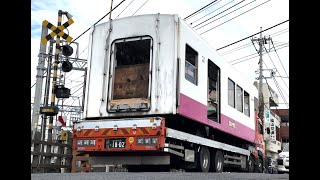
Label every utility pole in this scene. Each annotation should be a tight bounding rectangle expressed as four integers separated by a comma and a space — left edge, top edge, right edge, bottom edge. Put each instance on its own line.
252, 27, 271, 120
31, 25, 48, 140
39, 40, 54, 164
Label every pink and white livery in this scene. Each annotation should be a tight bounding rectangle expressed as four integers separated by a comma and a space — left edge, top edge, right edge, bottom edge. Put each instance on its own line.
73, 14, 265, 173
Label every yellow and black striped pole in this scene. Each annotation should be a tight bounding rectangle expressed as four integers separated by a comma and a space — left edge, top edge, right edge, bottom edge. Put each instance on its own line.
48, 10, 63, 139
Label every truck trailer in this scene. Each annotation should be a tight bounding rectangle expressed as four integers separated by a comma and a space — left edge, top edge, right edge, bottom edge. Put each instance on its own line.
72, 14, 265, 173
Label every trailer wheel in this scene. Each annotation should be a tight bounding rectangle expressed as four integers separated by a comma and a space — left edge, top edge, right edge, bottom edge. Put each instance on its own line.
256, 158, 263, 173
248, 156, 255, 173
210, 149, 223, 172
198, 146, 210, 172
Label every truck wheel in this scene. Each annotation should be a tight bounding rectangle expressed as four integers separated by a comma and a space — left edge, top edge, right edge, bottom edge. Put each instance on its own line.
248, 156, 254, 173
257, 158, 263, 173
198, 146, 210, 172
210, 149, 223, 172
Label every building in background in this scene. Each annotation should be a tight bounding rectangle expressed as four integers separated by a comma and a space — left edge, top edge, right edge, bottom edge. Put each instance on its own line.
271, 109, 289, 151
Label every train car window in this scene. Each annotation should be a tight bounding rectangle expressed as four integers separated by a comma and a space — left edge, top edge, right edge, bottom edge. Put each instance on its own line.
228, 78, 235, 108
185, 44, 198, 85
236, 85, 243, 112
107, 36, 153, 112
208, 60, 220, 123
244, 91, 250, 117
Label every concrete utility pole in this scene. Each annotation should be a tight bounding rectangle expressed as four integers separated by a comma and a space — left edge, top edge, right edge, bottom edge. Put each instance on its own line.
252, 27, 271, 120
31, 25, 48, 140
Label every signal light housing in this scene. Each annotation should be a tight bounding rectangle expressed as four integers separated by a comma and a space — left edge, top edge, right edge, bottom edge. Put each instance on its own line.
55, 85, 71, 98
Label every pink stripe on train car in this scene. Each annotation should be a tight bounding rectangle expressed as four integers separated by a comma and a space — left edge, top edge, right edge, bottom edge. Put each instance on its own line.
177, 93, 255, 143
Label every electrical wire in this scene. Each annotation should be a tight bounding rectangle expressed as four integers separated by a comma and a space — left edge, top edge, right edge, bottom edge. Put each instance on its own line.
264, 46, 289, 91
272, 77, 289, 108
193, 0, 248, 29
228, 43, 286, 63
271, 39, 289, 77
216, 19, 288, 50
189, 0, 235, 25
69, 0, 126, 44
132, 0, 150, 16
70, 82, 84, 89
184, 0, 219, 20
64, 75, 85, 86
200, 0, 271, 35
221, 42, 252, 56
220, 28, 288, 56
231, 44, 288, 65
116, 0, 136, 19
65, 46, 88, 80
264, 77, 288, 113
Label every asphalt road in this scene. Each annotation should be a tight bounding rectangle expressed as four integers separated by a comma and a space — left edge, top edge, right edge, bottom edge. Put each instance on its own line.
32, 172, 289, 180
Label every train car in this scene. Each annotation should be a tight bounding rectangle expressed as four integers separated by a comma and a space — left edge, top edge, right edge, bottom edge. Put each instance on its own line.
73, 14, 264, 173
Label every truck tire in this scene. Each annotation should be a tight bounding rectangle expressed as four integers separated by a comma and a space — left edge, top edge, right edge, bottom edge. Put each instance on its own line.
210, 149, 223, 172
248, 156, 255, 173
256, 158, 263, 173
198, 146, 210, 172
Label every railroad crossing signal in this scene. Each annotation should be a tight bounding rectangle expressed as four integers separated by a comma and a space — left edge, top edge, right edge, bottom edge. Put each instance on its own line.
41, 19, 74, 44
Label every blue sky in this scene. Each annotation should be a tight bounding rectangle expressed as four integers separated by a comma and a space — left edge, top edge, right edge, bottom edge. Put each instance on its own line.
31, 0, 289, 110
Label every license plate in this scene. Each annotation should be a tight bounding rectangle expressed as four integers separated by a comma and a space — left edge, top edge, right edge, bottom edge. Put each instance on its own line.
107, 138, 126, 148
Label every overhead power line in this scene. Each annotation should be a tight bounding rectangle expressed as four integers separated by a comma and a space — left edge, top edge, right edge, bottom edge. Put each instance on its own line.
216, 19, 289, 50
221, 42, 252, 56
200, 0, 271, 35
220, 28, 288, 56
184, 0, 219, 20
231, 44, 288, 65
70, 0, 126, 44
132, 0, 150, 16
116, 0, 136, 19
194, 0, 249, 29
271, 39, 289, 77
272, 77, 289, 108
228, 43, 286, 63
264, 46, 289, 91
264, 77, 288, 109
190, 0, 236, 25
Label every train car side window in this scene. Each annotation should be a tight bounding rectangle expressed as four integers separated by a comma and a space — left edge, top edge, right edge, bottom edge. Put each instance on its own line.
185, 44, 198, 85
244, 91, 250, 117
228, 78, 235, 108
208, 60, 220, 123
236, 85, 243, 112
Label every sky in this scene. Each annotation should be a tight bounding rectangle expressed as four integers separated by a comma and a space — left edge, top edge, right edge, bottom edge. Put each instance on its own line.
31, 0, 289, 120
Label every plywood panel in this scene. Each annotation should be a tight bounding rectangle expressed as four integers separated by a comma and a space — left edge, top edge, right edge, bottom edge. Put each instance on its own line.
113, 63, 149, 99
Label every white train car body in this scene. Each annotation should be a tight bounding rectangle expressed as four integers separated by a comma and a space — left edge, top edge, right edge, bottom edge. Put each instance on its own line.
84, 14, 258, 143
